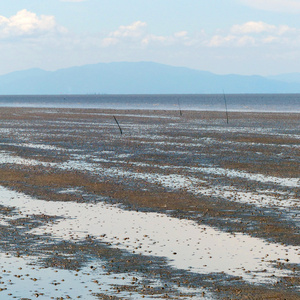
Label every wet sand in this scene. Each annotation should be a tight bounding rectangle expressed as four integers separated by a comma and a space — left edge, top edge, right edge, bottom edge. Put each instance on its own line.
0, 107, 299, 299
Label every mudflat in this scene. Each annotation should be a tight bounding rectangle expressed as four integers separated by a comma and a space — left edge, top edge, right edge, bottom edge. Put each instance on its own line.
0, 107, 299, 299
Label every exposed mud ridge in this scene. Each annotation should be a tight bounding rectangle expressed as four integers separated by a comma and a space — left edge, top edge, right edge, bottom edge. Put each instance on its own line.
0, 107, 299, 299
0, 163, 298, 247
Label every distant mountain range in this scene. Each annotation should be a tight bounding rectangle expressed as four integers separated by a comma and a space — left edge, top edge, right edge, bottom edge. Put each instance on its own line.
0, 61, 299, 94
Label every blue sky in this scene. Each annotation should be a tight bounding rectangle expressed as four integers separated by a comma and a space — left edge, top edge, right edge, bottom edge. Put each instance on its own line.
1, 0, 300, 75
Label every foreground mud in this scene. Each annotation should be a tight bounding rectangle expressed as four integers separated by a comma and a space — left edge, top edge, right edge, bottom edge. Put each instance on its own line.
0, 107, 299, 299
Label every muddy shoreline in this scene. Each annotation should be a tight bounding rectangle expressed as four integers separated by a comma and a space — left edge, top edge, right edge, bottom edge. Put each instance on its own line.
0, 108, 299, 299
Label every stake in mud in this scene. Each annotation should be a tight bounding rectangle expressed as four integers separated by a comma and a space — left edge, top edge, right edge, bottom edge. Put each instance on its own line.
178, 98, 183, 117
223, 91, 229, 124
113, 115, 123, 135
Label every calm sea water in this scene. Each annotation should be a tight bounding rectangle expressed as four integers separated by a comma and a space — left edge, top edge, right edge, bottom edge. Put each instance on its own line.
0, 94, 299, 112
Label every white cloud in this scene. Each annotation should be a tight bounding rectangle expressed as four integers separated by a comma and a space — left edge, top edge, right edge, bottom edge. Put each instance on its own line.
207, 34, 256, 47
0, 9, 67, 39
141, 34, 167, 46
109, 21, 147, 39
231, 21, 276, 34
101, 21, 148, 47
239, 0, 300, 13
102, 21, 194, 48
277, 25, 297, 35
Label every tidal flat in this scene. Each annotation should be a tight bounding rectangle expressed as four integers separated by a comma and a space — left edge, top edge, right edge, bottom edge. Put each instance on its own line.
0, 107, 299, 299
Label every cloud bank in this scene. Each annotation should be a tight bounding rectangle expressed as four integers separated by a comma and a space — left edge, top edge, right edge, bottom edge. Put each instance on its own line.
99, 20, 299, 49
1, 11, 298, 52
0, 9, 300, 76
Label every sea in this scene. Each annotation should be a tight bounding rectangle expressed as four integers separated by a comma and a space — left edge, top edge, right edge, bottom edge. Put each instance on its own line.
0, 94, 299, 112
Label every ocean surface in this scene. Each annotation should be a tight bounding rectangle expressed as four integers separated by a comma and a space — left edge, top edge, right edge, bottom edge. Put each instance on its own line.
0, 94, 299, 112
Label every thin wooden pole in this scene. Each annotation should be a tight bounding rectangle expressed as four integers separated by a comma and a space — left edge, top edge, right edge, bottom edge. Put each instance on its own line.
113, 115, 123, 135
223, 91, 229, 124
178, 98, 183, 116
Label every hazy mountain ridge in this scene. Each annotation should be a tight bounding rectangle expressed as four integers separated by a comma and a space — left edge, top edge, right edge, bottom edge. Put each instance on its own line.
267, 73, 300, 84
0, 62, 299, 94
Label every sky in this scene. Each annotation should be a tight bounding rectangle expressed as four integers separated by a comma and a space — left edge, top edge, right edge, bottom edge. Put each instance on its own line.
1, 0, 300, 76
